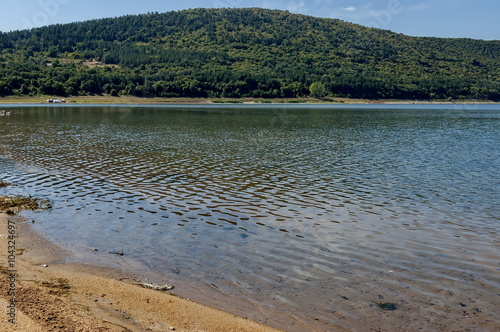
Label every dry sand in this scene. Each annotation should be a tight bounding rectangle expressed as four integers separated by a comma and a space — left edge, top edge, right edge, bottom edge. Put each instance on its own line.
0, 213, 283, 332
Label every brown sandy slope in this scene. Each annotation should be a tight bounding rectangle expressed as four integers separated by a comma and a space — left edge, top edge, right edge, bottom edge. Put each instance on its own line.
0, 213, 283, 332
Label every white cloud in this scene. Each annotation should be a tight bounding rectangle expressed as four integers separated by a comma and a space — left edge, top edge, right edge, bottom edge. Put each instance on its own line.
330, 3, 375, 22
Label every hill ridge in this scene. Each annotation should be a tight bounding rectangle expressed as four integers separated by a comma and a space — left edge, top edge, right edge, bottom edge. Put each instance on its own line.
1, 8, 499, 100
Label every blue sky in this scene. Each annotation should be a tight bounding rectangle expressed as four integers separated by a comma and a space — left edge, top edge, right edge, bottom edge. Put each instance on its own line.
0, 0, 498, 40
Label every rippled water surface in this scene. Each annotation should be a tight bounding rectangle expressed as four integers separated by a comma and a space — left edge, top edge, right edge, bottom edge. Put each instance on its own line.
1, 105, 499, 331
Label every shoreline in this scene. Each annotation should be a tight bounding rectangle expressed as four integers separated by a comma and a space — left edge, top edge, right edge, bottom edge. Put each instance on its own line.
0, 212, 285, 332
1, 95, 499, 105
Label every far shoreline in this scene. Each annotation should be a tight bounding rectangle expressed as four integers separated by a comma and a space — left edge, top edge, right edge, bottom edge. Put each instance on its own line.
1, 95, 499, 105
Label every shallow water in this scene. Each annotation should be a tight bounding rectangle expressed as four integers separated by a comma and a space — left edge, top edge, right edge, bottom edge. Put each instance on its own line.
1, 104, 499, 331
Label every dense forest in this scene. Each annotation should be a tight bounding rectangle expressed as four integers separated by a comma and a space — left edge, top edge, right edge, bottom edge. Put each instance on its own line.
0, 8, 499, 100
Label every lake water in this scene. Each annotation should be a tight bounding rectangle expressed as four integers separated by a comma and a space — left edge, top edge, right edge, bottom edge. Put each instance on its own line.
1, 104, 499, 331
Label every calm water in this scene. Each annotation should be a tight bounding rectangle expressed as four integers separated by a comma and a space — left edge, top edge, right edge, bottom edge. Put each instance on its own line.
1, 104, 499, 331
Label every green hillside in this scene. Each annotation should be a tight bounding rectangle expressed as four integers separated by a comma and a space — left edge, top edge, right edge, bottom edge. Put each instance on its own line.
1, 8, 499, 100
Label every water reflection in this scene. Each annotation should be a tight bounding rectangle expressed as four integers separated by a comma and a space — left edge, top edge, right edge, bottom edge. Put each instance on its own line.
1, 105, 499, 331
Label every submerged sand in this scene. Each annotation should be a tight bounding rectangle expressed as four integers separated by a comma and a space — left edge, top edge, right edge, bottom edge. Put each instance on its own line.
0, 213, 283, 332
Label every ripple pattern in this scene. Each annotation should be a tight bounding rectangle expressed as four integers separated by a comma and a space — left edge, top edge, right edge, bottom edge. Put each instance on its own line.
1, 105, 499, 331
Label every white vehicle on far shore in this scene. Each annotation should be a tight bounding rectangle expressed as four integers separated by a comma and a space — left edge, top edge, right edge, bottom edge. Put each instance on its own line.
47, 98, 67, 103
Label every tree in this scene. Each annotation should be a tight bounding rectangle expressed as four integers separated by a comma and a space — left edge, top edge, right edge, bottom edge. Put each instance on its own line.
0, 80, 11, 96
309, 82, 326, 98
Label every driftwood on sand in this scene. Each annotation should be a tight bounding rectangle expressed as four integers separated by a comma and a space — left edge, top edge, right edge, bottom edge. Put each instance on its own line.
134, 281, 175, 291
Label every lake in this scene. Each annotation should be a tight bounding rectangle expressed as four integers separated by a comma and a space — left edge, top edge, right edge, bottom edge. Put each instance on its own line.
1, 104, 499, 331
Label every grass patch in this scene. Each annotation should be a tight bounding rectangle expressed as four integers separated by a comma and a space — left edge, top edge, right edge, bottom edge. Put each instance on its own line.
211, 99, 243, 104
40, 278, 71, 296
0, 195, 52, 213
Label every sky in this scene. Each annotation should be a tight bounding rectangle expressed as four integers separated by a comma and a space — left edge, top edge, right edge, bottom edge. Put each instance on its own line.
0, 0, 498, 40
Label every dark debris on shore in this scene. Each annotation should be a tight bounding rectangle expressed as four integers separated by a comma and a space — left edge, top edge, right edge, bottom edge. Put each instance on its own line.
0, 195, 52, 215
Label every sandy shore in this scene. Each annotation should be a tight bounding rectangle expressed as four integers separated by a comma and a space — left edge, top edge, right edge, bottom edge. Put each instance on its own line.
0, 213, 283, 332
1, 95, 499, 105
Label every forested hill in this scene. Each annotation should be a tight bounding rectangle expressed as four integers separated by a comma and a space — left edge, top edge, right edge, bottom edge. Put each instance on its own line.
1, 8, 499, 100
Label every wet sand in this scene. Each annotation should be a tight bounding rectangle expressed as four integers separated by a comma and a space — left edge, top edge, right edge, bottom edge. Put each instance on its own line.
0, 213, 283, 332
